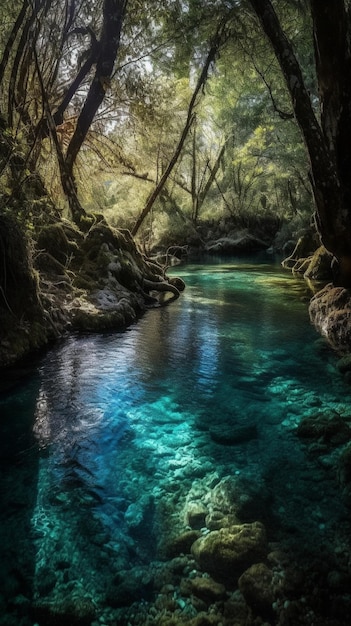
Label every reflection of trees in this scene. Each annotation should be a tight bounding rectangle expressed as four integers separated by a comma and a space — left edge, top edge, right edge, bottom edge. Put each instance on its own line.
127, 301, 220, 402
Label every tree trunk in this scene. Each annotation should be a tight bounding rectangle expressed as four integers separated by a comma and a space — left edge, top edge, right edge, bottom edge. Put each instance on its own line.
64, 0, 128, 226
250, 0, 351, 285
131, 23, 226, 237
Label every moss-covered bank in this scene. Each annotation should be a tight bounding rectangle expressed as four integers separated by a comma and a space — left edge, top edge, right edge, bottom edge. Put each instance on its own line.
0, 215, 184, 368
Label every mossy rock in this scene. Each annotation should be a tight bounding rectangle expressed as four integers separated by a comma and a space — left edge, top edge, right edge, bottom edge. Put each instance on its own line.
37, 222, 83, 265
303, 245, 333, 281
238, 562, 275, 619
297, 413, 351, 446
191, 522, 267, 583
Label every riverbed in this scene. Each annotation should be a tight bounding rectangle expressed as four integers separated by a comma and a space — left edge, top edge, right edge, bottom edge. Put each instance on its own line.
1, 256, 351, 625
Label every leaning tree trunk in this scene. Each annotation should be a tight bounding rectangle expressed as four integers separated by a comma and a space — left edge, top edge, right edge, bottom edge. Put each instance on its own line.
250, 0, 351, 285
63, 0, 128, 228
131, 22, 227, 237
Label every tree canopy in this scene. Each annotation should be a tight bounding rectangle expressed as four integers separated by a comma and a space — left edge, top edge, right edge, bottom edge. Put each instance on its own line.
1, 1, 351, 281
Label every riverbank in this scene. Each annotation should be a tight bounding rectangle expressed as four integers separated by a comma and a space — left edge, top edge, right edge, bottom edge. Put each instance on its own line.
0, 217, 184, 368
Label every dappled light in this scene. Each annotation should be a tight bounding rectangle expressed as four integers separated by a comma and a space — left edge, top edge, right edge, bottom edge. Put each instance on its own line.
2, 1, 351, 625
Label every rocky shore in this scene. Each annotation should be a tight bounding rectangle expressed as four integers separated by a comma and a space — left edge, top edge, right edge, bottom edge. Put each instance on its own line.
0, 216, 185, 368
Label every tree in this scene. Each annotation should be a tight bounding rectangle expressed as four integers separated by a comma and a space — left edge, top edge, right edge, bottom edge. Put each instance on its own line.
0, 0, 128, 228
131, 19, 229, 236
249, 0, 351, 285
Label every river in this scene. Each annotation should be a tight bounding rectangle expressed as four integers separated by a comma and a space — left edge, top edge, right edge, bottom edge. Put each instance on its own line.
1, 256, 351, 625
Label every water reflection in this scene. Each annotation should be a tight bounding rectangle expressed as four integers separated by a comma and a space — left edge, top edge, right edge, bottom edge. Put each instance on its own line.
1, 258, 351, 624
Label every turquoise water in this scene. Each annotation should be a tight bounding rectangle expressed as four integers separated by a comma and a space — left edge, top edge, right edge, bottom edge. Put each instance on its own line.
1, 257, 351, 625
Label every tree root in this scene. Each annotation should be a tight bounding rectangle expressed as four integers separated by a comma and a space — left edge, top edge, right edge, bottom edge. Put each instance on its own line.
142, 278, 181, 305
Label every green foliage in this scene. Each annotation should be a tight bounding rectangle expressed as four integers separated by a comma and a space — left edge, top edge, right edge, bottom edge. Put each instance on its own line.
0, 0, 315, 245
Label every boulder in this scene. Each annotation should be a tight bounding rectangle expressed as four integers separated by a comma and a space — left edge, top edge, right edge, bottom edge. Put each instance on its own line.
203, 475, 271, 525
185, 501, 208, 529
106, 568, 153, 608
180, 575, 226, 603
205, 231, 268, 255
303, 246, 333, 281
238, 562, 275, 618
191, 522, 267, 582
165, 530, 201, 557
309, 284, 351, 351
205, 511, 240, 530
296, 414, 351, 446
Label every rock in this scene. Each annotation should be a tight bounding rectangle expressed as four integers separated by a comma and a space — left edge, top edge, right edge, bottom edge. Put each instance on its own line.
238, 562, 274, 618
209, 423, 257, 445
205, 476, 240, 514
124, 495, 153, 529
336, 354, 351, 373
180, 575, 226, 603
205, 231, 268, 255
296, 413, 351, 446
106, 569, 153, 608
191, 522, 267, 582
204, 475, 271, 524
185, 501, 208, 529
165, 530, 201, 557
32, 596, 96, 625
303, 246, 333, 281
205, 511, 240, 530
309, 284, 351, 351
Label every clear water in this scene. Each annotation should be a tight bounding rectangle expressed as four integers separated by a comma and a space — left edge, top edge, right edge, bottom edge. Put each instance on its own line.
1, 257, 351, 624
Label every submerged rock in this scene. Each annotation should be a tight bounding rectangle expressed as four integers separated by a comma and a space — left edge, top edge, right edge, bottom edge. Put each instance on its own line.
184, 501, 208, 529
191, 521, 267, 583
238, 562, 275, 618
296, 413, 351, 446
180, 575, 226, 603
209, 423, 258, 445
165, 530, 202, 558
106, 567, 154, 608
203, 475, 271, 525
32, 596, 96, 625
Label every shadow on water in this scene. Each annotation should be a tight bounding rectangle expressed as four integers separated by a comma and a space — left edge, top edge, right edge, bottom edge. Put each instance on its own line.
0, 372, 40, 626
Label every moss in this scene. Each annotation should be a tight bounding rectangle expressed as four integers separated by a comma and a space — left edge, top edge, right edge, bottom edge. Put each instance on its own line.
37, 222, 83, 265
303, 246, 333, 281
2, 210, 184, 366
0, 213, 40, 318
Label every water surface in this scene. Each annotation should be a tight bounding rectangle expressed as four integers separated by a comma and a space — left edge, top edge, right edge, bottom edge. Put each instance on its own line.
1, 257, 350, 624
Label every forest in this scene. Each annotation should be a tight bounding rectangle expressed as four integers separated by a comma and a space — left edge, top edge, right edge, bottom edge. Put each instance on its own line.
4, 4, 351, 626
1, 0, 351, 365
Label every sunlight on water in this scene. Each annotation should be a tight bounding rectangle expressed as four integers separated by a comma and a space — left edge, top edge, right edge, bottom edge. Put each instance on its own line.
1, 257, 351, 624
